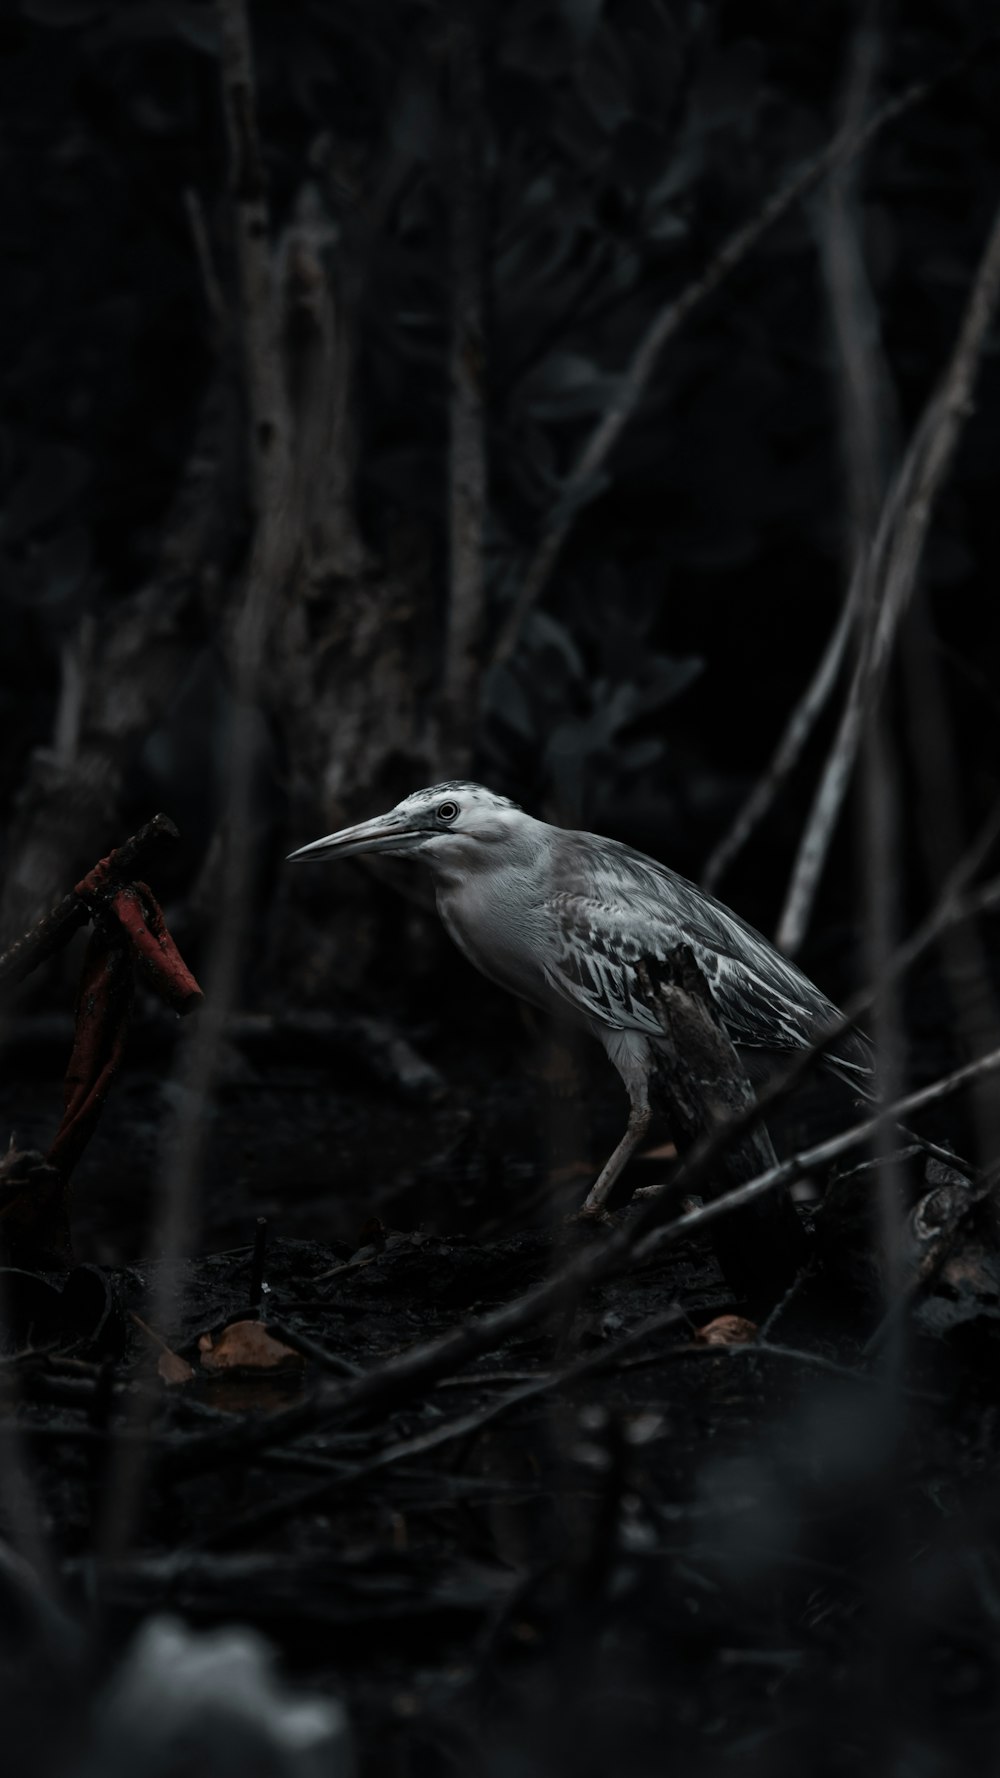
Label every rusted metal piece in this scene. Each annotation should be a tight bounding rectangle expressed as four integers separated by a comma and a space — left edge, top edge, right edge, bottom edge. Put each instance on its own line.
0, 813, 180, 990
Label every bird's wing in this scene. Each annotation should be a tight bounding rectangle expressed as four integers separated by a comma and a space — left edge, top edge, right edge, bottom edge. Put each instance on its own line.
538, 892, 672, 1039
538, 834, 872, 1086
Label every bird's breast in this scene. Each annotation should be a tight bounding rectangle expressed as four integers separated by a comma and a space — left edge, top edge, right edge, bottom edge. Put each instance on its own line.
435, 874, 555, 1014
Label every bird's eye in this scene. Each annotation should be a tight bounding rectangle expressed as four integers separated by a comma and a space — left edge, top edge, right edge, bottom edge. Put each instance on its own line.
436, 800, 459, 823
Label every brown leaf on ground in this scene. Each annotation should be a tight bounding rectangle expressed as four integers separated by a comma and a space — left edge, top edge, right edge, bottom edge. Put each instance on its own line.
695, 1315, 758, 1346
130, 1311, 194, 1385
199, 1320, 305, 1373
157, 1348, 195, 1385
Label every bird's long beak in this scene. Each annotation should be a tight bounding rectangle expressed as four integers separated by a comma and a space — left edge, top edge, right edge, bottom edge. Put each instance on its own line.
286, 811, 426, 864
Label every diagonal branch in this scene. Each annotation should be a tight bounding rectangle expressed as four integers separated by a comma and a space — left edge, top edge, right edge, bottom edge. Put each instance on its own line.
98, 0, 298, 1566
776, 196, 1000, 956
489, 51, 986, 671
148, 808, 1000, 1496
163, 1031, 1000, 1496
703, 30, 895, 896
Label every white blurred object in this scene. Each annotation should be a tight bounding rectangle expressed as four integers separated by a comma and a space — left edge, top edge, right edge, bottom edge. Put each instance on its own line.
80, 1615, 353, 1778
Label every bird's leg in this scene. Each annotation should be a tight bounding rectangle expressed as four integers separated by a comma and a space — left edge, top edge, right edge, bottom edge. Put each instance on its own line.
578, 1081, 651, 1219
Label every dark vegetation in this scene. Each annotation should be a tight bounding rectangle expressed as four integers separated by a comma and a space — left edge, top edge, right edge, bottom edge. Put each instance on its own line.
2, 0, 1000, 1773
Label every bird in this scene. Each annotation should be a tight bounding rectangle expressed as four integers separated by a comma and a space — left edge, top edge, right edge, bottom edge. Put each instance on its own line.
288, 781, 872, 1217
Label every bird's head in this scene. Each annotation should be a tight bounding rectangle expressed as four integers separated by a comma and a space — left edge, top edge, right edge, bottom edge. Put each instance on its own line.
287, 782, 526, 875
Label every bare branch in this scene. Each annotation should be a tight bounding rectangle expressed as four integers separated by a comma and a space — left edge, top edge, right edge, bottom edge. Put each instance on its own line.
635, 1041, 1000, 1268
215, 0, 293, 518
163, 1030, 1000, 1493
702, 30, 894, 894
490, 53, 980, 671
202, 1308, 689, 1550
98, 0, 297, 1564
777, 196, 1000, 956
280, 193, 365, 581
824, 28, 908, 1335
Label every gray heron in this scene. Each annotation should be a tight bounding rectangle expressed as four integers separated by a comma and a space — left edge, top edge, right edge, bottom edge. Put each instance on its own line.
288, 781, 871, 1216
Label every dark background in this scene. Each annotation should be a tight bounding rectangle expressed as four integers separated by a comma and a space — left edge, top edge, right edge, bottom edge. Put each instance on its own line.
3, 5, 1000, 1776
2, 0, 999, 962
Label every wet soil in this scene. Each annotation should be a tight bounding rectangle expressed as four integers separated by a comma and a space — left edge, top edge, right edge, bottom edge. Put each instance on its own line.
2, 1009, 1000, 1777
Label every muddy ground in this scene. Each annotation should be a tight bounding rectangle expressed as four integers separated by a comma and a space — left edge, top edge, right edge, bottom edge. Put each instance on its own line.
2, 994, 1000, 1778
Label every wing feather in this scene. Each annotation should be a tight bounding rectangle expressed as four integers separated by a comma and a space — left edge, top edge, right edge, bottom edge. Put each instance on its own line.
539, 831, 873, 1088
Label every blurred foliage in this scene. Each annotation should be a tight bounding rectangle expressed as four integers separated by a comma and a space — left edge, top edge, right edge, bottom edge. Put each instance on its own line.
1, 0, 999, 903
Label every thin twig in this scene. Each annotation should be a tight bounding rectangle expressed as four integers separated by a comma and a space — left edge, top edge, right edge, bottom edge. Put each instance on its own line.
634, 1041, 1000, 1268
265, 1321, 364, 1379
97, 0, 296, 1565
826, 27, 908, 1368
147, 838, 1000, 1493
160, 1033, 1000, 1497
0, 813, 180, 989
200, 1307, 689, 1550
490, 49, 986, 670
703, 29, 895, 896
777, 196, 1000, 956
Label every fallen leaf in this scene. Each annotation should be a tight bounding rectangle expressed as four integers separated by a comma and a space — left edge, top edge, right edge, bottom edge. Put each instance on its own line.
130, 1311, 194, 1385
157, 1348, 195, 1385
695, 1315, 758, 1346
199, 1320, 305, 1373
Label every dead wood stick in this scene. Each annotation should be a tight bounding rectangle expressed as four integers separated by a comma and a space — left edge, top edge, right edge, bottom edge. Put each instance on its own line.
330, 1038, 1000, 1402
215, 0, 292, 517
634, 1041, 1000, 1268
199, 1307, 690, 1550
159, 834, 1000, 1495
102, 0, 300, 1562
491, 47, 989, 670
638, 947, 807, 1306
777, 196, 1000, 957
0, 814, 179, 990
700, 32, 891, 898
155, 1036, 1000, 1494
148, 834, 1000, 1497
